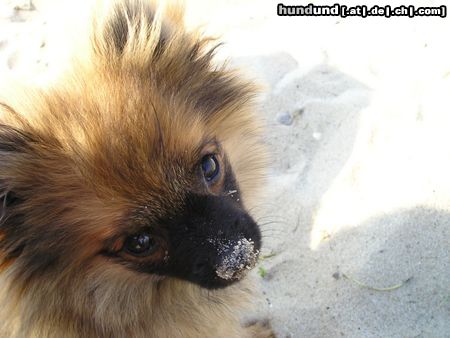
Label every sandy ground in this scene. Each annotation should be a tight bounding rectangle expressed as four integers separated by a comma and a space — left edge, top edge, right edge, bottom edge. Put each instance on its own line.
1, 0, 450, 337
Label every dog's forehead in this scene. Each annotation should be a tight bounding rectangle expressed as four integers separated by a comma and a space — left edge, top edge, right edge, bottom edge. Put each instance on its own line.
62, 88, 207, 183
105, 80, 209, 159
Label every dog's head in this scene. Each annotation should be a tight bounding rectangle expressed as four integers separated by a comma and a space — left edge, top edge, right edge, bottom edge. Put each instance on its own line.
0, 0, 266, 308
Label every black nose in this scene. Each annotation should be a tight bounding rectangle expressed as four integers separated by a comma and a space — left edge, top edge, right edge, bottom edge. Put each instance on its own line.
192, 236, 259, 282
166, 193, 262, 289
193, 256, 214, 276
214, 237, 259, 281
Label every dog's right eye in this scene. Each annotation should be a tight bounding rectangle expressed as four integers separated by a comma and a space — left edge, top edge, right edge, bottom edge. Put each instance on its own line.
201, 154, 220, 182
124, 231, 158, 256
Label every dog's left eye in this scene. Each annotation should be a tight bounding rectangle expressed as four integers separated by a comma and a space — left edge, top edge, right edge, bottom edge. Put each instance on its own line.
201, 154, 220, 181
124, 232, 158, 256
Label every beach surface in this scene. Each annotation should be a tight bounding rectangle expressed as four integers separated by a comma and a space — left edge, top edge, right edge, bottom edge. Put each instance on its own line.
1, 0, 449, 337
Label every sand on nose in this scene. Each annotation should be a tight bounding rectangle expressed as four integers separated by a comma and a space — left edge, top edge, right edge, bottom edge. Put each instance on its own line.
208, 237, 259, 281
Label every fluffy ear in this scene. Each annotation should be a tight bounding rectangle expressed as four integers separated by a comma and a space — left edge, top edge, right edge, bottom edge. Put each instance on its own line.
89, 1, 256, 119
0, 124, 35, 153
91, 0, 170, 64
0, 123, 36, 224
0, 189, 11, 225
0, 188, 5, 224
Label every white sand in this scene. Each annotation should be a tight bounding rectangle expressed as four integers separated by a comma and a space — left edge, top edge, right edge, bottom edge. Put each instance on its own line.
1, 0, 450, 337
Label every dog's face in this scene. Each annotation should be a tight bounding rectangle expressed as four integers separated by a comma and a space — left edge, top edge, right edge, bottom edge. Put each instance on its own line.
0, 0, 266, 305
97, 129, 262, 290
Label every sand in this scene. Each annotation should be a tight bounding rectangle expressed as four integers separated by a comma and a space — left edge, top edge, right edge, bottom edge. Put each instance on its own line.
1, 0, 449, 337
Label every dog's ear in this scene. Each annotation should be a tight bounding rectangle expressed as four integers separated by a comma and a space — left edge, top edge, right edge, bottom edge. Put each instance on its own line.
0, 123, 36, 224
0, 124, 35, 153
92, 0, 169, 63
0, 189, 11, 226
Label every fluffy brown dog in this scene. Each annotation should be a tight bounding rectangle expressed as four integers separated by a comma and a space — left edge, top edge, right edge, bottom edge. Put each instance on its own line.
0, 0, 271, 337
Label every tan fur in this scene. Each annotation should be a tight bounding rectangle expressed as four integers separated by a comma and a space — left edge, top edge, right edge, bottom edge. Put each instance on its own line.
0, 1, 271, 337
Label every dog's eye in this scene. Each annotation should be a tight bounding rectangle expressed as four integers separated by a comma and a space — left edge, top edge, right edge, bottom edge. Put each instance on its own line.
124, 232, 158, 256
201, 154, 220, 181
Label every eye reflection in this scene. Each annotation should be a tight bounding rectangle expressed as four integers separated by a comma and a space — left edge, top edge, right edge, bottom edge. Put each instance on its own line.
201, 154, 220, 182
124, 231, 158, 256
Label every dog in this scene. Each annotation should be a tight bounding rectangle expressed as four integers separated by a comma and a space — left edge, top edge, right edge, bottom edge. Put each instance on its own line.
0, 0, 272, 336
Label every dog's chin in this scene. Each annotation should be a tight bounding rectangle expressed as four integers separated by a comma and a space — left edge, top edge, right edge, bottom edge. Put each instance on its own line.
203, 279, 238, 290
145, 265, 249, 289
193, 274, 244, 290
149, 274, 167, 282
